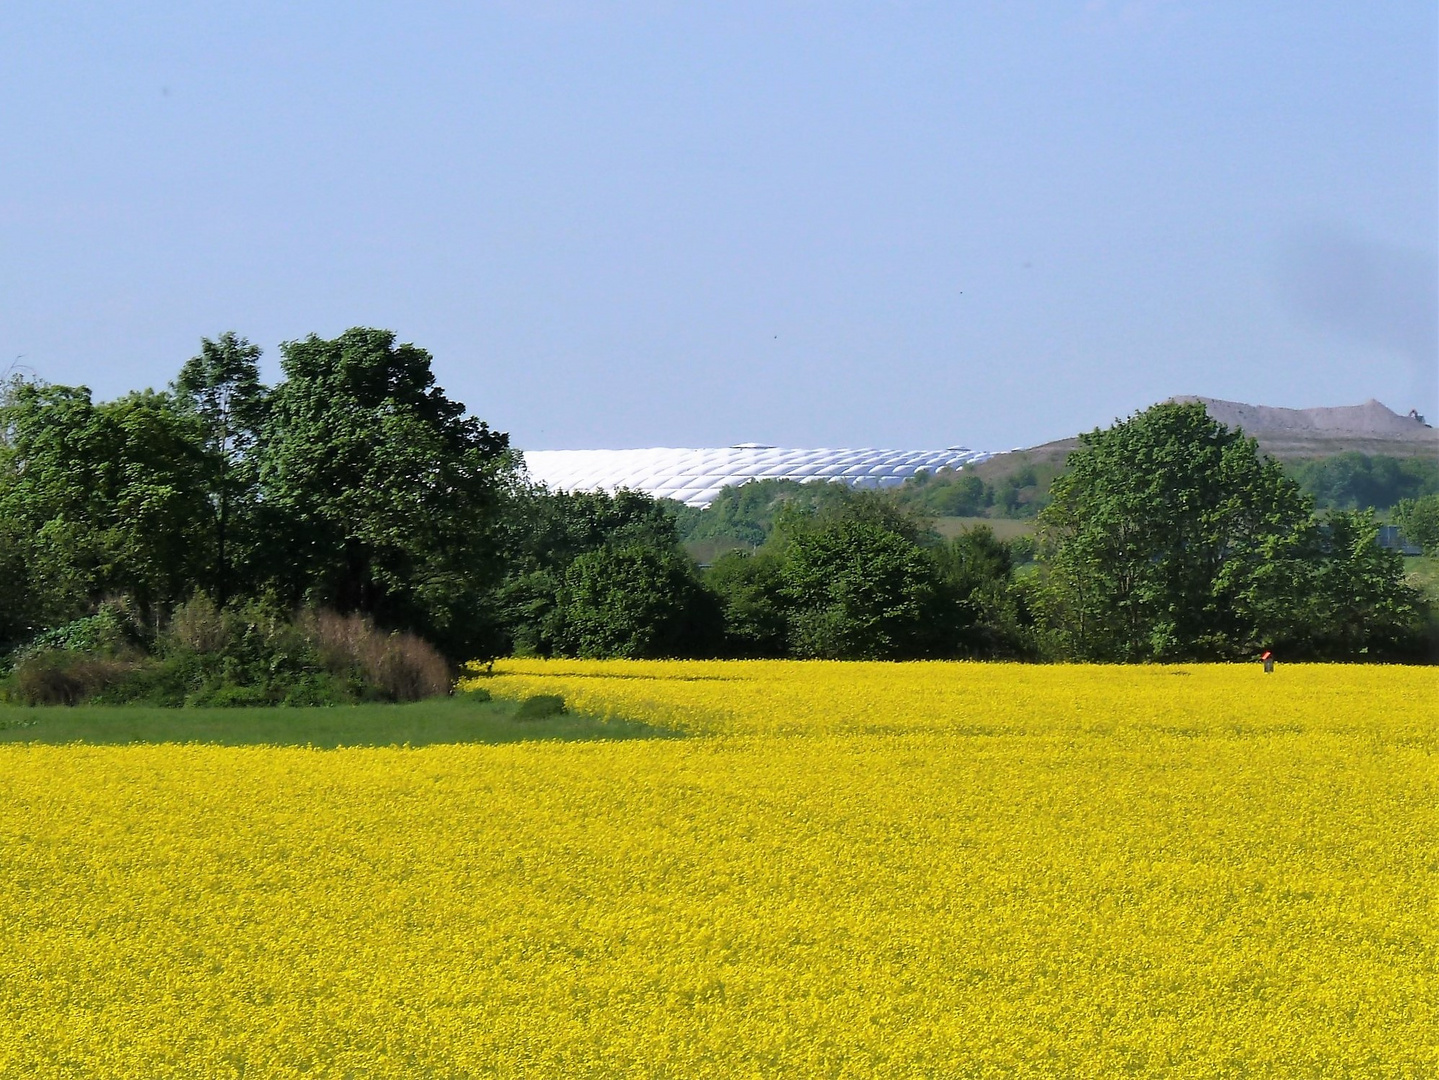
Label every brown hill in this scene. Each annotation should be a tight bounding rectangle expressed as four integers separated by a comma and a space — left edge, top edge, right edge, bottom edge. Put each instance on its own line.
969, 397, 1437, 499
1168, 397, 1437, 459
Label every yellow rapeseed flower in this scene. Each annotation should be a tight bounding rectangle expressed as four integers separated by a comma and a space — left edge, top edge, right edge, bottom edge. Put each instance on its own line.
0, 661, 1433, 1077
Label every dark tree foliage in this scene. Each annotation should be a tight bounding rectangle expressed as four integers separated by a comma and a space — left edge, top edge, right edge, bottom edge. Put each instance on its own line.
502, 486, 683, 572
704, 550, 789, 657
255, 328, 514, 660
552, 543, 722, 659
0, 381, 211, 646
780, 517, 947, 660
491, 482, 734, 661
1288, 510, 1425, 658
172, 332, 268, 603
931, 526, 1035, 657
699, 490, 1028, 661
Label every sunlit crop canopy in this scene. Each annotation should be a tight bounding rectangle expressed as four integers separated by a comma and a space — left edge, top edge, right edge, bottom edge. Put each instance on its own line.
521, 445, 994, 508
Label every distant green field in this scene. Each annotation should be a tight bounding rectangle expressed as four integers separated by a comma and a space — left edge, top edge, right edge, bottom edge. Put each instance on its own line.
932, 516, 1036, 540
686, 516, 1036, 563
684, 536, 755, 564
0, 694, 674, 748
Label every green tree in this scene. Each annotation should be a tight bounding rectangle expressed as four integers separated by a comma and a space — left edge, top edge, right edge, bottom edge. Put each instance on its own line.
1288, 510, 1424, 657
501, 486, 683, 572
932, 526, 1033, 657
172, 332, 268, 603
554, 543, 721, 658
1288, 452, 1439, 511
680, 478, 867, 549
1036, 401, 1315, 660
256, 328, 514, 659
780, 517, 944, 659
0, 380, 211, 643
1394, 494, 1439, 555
704, 550, 789, 657
493, 485, 690, 656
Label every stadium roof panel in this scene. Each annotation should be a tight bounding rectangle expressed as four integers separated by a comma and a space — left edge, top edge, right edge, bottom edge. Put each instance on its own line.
521, 446, 994, 508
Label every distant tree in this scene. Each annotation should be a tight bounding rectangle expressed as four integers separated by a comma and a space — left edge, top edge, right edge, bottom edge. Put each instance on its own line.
1394, 494, 1439, 555
1287, 510, 1424, 657
1036, 402, 1316, 660
554, 543, 721, 659
1288, 452, 1439, 511
172, 332, 268, 603
936, 473, 992, 517
256, 328, 514, 659
773, 484, 930, 548
680, 478, 888, 549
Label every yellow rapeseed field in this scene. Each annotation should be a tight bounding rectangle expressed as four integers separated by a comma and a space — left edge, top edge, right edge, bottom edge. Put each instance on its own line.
0, 662, 1434, 1078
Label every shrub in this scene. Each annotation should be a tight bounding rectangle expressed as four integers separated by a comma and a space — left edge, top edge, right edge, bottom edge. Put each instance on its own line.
366, 633, 451, 702
514, 694, 566, 721
5, 603, 144, 673
10, 649, 136, 706
297, 610, 451, 702
5, 602, 452, 707
169, 595, 230, 654
185, 682, 277, 709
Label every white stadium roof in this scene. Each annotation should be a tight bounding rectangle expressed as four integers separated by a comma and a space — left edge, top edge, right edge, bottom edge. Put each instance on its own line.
522, 445, 994, 508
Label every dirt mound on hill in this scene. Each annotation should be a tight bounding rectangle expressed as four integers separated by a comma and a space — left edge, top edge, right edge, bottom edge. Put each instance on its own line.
987, 397, 1438, 482
1171, 396, 1431, 438
1166, 397, 1437, 459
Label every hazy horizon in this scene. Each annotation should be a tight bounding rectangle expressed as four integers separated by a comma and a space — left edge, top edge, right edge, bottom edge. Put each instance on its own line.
3, 2, 1434, 452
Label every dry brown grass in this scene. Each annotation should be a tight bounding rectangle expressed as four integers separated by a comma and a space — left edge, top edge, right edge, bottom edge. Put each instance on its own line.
11, 651, 136, 706
298, 611, 452, 702
169, 595, 231, 654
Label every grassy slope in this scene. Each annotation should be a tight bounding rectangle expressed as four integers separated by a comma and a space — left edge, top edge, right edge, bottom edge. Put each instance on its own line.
932, 516, 1036, 540
684, 536, 754, 564
0, 694, 676, 748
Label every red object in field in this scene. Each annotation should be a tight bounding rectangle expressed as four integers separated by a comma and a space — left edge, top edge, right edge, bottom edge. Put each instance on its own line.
1260, 651, 1272, 661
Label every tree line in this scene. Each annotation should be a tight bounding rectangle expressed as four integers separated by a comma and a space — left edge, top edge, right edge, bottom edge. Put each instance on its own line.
1, 328, 1431, 699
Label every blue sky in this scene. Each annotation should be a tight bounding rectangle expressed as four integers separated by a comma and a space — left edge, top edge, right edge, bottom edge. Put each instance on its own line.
2, 2, 1434, 451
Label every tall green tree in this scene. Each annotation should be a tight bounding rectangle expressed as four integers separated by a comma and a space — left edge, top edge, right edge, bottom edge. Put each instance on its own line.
172, 332, 268, 603
704, 549, 789, 657
1035, 401, 1417, 660
257, 328, 515, 659
1289, 510, 1423, 657
1287, 452, 1439, 511
931, 526, 1034, 657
